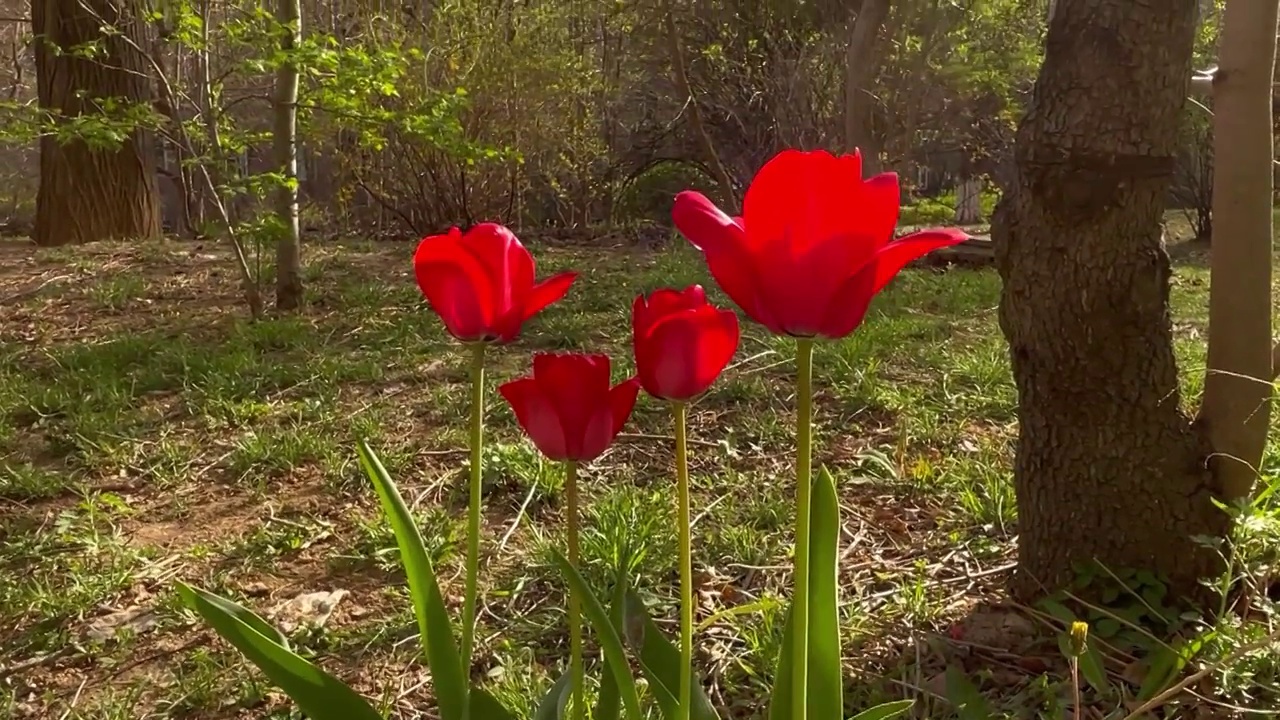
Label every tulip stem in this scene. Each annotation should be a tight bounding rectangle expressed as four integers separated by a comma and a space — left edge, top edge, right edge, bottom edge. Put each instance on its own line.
461, 342, 486, 680
565, 459, 585, 720
674, 401, 693, 720
792, 338, 815, 720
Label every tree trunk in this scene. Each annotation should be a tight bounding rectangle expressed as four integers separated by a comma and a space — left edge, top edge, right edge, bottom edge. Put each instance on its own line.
844, 0, 890, 174
993, 0, 1228, 600
954, 176, 983, 225
273, 0, 303, 311
661, 0, 738, 208
1197, 0, 1277, 502
32, 0, 161, 246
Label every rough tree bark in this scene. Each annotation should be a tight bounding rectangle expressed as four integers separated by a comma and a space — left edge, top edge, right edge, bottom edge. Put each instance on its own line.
1197, 0, 1277, 502
273, 0, 303, 311
993, 0, 1227, 599
33, 0, 161, 246
844, 0, 890, 174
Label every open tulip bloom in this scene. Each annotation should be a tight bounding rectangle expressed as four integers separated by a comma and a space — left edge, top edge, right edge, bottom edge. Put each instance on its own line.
411, 223, 579, 683
413, 223, 577, 344
674, 148, 966, 720
501, 352, 640, 720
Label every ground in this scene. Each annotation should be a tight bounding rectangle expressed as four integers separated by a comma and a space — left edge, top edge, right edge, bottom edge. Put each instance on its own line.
0, 227, 1275, 719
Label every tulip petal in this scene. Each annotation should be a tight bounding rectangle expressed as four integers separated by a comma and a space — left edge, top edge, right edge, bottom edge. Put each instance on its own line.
633, 286, 706, 342
742, 149, 865, 257
639, 307, 739, 400
868, 229, 970, 296
860, 172, 903, 253
498, 271, 577, 342
673, 194, 774, 332
672, 191, 747, 253
499, 377, 570, 461
533, 353, 612, 459
816, 228, 969, 339
608, 378, 642, 438
414, 229, 496, 341
458, 223, 534, 317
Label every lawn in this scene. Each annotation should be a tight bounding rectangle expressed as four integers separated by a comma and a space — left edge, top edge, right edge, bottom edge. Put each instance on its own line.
0, 234, 1269, 719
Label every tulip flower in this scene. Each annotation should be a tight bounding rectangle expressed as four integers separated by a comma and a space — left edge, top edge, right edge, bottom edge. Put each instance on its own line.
631, 286, 738, 720
671, 148, 968, 340
632, 286, 740, 403
500, 353, 641, 720
414, 223, 577, 344
673, 148, 965, 720
413, 223, 577, 682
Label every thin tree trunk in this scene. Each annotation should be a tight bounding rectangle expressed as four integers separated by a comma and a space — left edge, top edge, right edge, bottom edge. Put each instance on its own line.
661, 0, 738, 208
844, 0, 890, 174
1197, 0, 1277, 501
273, 0, 303, 311
993, 0, 1226, 601
33, 0, 161, 246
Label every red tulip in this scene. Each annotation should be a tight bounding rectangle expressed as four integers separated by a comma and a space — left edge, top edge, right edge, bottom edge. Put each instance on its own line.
632, 286, 740, 402
414, 223, 577, 343
671, 149, 968, 339
499, 353, 641, 463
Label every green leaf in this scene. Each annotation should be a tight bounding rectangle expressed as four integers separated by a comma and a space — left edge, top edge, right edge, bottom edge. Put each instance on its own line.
358, 441, 468, 720
593, 576, 628, 720
177, 583, 384, 720
805, 467, 843, 719
470, 687, 517, 720
550, 549, 644, 720
182, 581, 291, 649
768, 467, 844, 720
944, 666, 991, 720
535, 670, 573, 720
767, 602, 799, 720
620, 587, 720, 720
848, 700, 915, 720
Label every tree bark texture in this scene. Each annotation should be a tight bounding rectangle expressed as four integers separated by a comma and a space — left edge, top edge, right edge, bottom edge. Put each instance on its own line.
273, 0, 303, 311
33, 0, 161, 246
993, 0, 1228, 600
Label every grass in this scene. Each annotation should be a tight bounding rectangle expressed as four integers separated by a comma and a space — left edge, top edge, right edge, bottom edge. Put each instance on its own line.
0, 233, 1275, 719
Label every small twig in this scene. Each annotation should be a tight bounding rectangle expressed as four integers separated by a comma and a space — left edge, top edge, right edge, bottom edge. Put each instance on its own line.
617, 432, 719, 449
1, 274, 75, 305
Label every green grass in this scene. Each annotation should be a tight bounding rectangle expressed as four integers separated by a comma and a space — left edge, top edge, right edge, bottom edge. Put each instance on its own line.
0, 237, 1275, 719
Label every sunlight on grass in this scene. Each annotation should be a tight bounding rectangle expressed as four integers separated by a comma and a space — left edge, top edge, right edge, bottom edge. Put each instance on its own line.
1, 240, 1276, 718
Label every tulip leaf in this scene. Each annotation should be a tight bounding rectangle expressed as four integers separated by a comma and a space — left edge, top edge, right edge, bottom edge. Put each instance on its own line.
768, 467, 843, 720
177, 582, 384, 720
535, 669, 573, 720
592, 575, 629, 720
806, 467, 843, 718
550, 549, 644, 720
620, 587, 721, 720
470, 686, 517, 720
848, 700, 915, 720
358, 441, 469, 720
180, 580, 291, 650
767, 601, 798, 720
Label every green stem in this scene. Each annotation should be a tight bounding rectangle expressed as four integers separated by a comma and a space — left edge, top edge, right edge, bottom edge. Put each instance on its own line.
461, 342, 487, 676
566, 460, 585, 720
674, 402, 693, 720
792, 338, 815, 720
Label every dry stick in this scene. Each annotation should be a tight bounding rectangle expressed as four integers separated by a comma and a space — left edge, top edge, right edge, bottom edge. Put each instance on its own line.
1118, 626, 1280, 720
